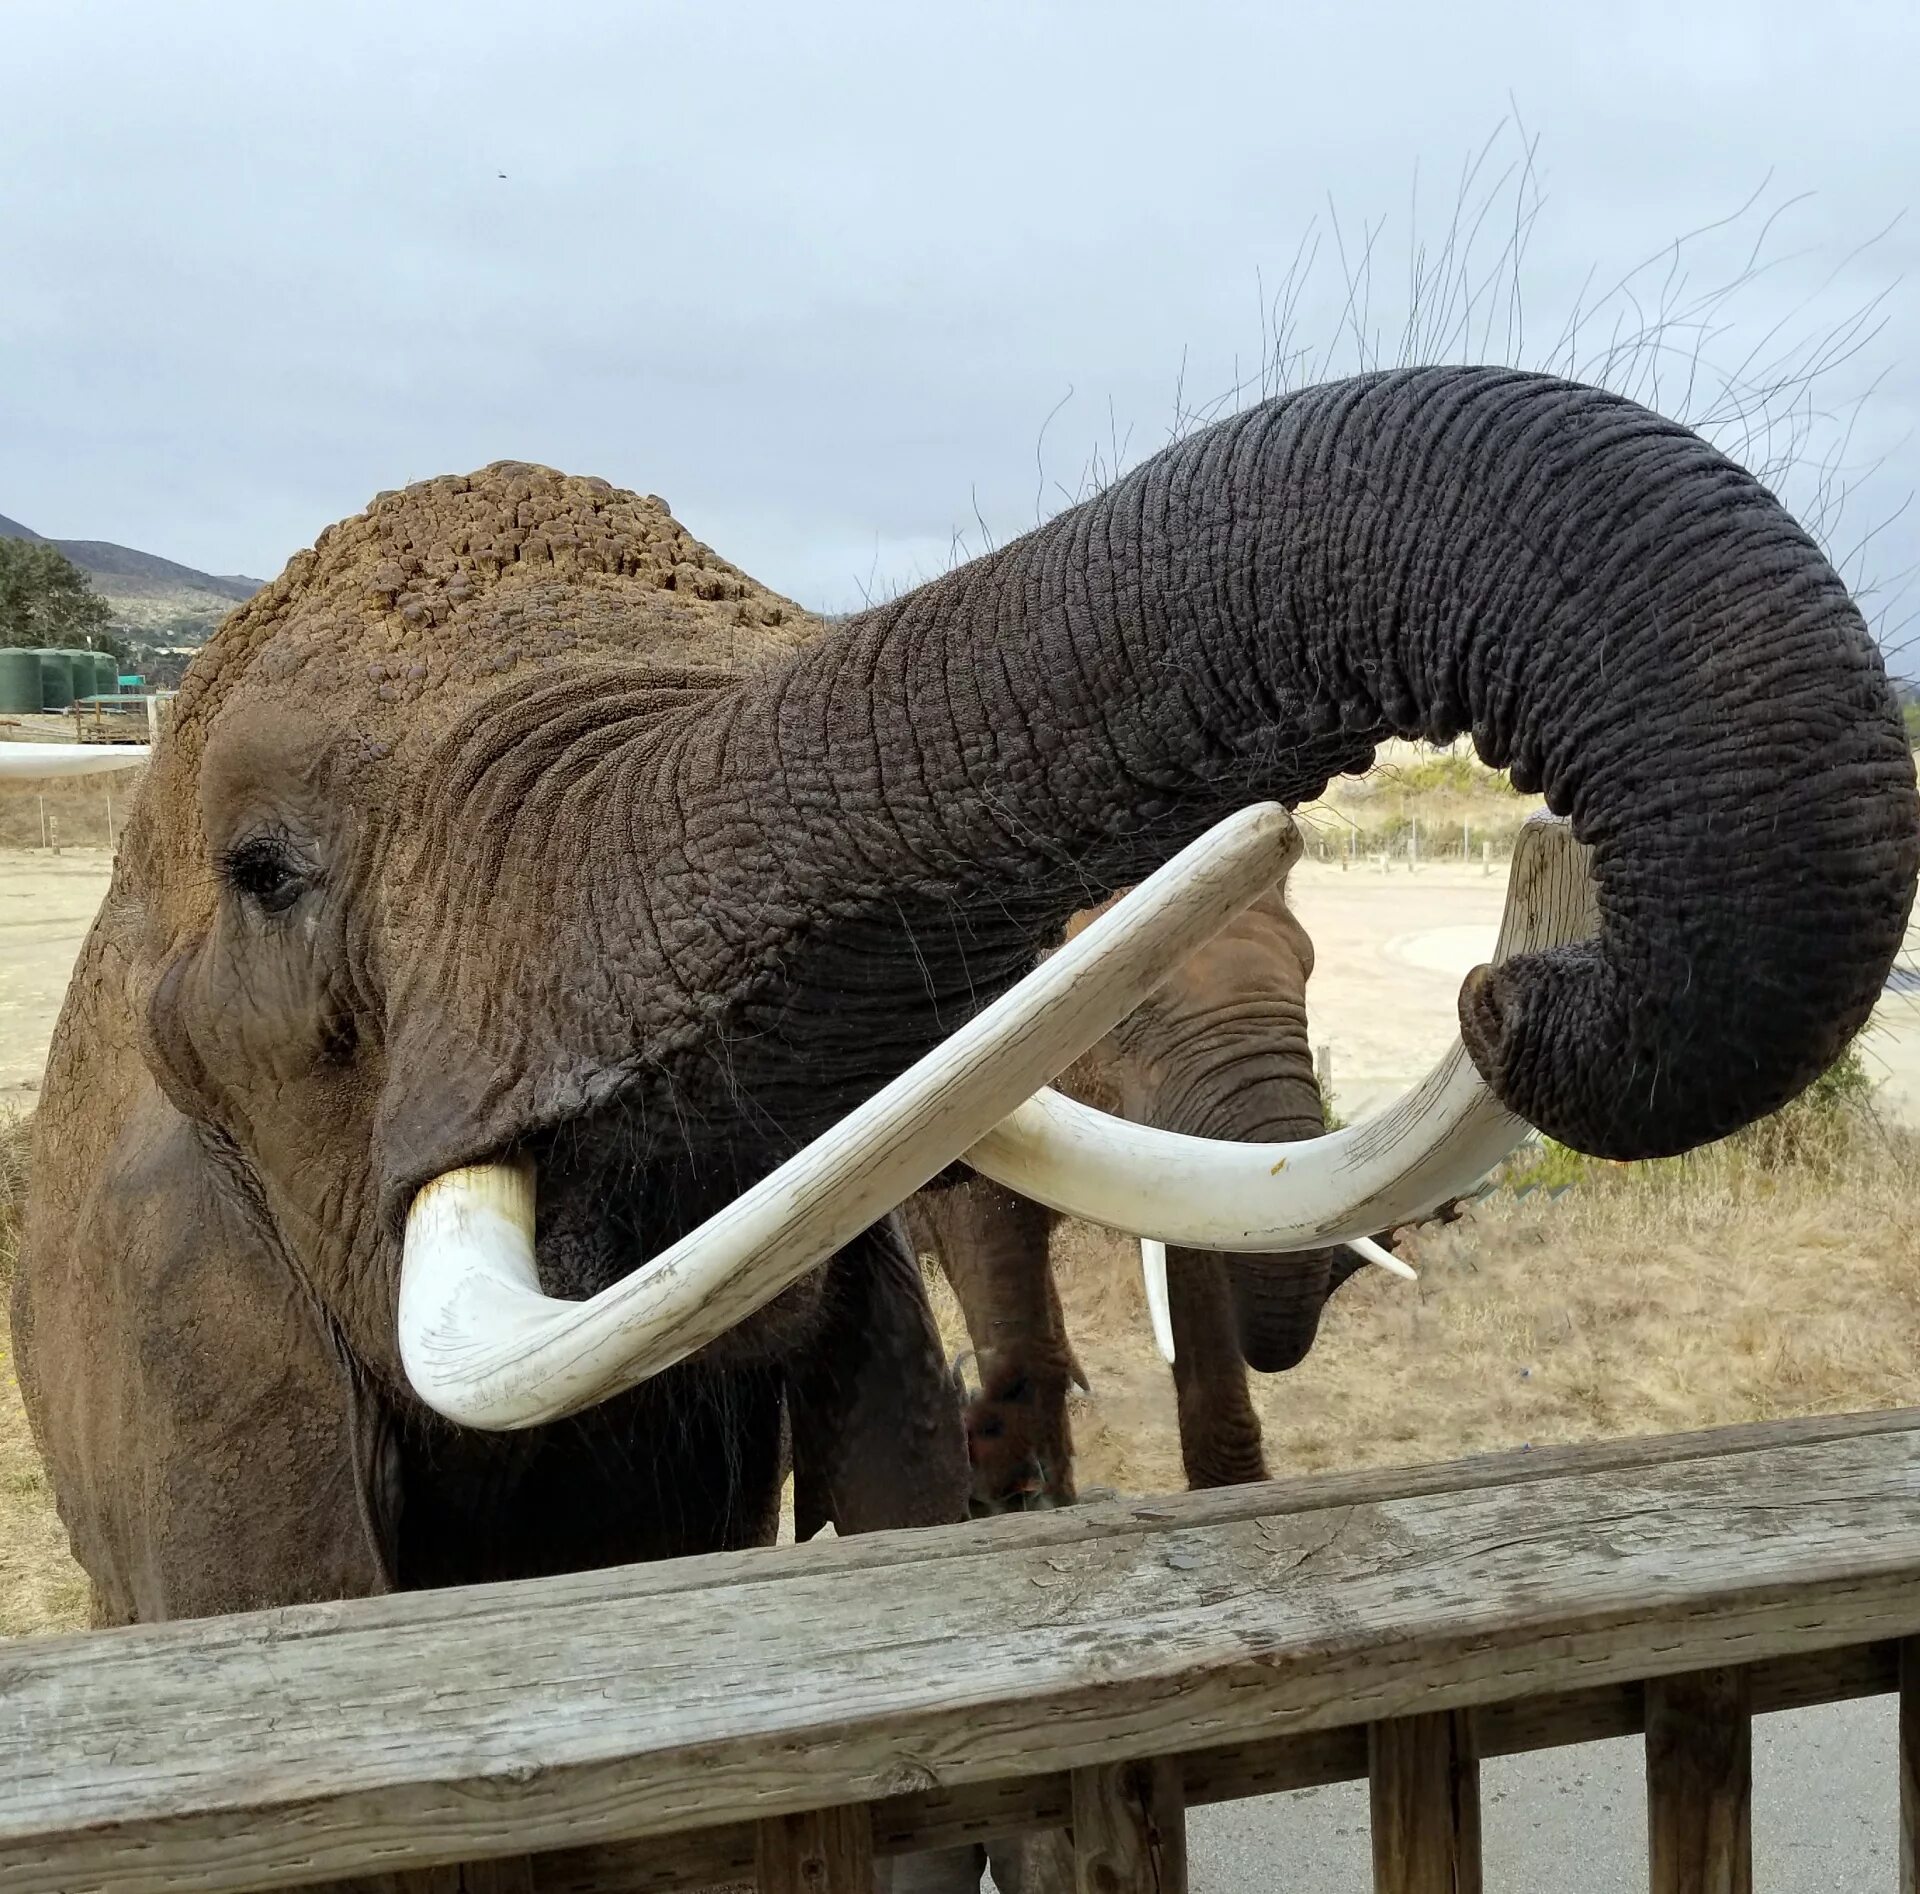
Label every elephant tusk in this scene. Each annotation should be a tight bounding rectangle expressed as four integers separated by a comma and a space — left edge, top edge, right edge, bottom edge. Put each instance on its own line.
964, 813, 1597, 1250
1347, 1235, 1417, 1282
1138, 1231, 1410, 1368
1139, 1239, 1176, 1363
398, 803, 1302, 1429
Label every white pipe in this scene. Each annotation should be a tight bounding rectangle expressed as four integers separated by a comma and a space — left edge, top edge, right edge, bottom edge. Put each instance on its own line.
400, 803, 1303, 1429
0, 743, 150, 777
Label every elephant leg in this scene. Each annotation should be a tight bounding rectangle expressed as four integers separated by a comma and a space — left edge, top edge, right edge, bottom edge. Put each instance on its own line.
788, 1213, 970, 1540
912, 1177, 1078, 1510
789, 1218, 981, 1894
1167, 1247, 1269, 1490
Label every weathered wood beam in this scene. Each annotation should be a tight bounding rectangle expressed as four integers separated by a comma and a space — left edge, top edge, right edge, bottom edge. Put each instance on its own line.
1070, 1760, 1185, 1894
756, 1805, 873, 1894
1645, 1667, 1751, 1894
531, 1622, 1907, 1889
5, 1410, 1918, 1893
1368, 1711, 1479, 1894
1901, 1638, 1920, 1894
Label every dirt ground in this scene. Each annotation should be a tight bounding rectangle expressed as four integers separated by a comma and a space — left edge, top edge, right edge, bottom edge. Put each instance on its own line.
3, 843, 1918, 1629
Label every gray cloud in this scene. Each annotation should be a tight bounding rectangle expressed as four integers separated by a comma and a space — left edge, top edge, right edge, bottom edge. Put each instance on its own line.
3, 0, 1914, 670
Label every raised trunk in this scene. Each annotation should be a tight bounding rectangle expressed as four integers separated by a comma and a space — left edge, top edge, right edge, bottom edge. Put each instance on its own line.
702, 367, 1916, 1160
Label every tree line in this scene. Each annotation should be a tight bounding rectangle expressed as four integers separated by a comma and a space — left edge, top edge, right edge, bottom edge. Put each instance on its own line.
0, 539, 124, 658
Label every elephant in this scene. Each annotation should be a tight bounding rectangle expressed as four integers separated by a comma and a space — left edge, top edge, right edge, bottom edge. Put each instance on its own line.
907, 879, 1377, 1507
11, 371, 1916, 1893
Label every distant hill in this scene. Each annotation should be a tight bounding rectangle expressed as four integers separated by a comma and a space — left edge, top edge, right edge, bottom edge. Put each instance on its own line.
0, 513, 262, 650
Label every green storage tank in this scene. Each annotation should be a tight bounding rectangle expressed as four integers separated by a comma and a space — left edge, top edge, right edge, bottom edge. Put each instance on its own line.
55, 650, 98, 702
35, 651, 75, 710
92, 652, 119, 697
0, 650, 41, 714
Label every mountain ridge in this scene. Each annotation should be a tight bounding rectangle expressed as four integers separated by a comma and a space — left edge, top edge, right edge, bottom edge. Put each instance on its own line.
0, 514, 263, 601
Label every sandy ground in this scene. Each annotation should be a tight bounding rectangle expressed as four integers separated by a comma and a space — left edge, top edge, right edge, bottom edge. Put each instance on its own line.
1285, 856, 1920, 1129
0, 848, 112, 1101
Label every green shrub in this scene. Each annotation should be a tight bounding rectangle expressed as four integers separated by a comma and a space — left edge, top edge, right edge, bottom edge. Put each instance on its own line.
1493, 1041, 1878, 1200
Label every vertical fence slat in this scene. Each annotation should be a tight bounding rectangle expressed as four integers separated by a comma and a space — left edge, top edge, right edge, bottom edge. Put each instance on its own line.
1070, 1758, 1187, 1894
1646, 1667, 1751, 1894
1368, 1710, 1481, 1894
1901, 1639, 1920, 1894
756, 1804, 875, 1894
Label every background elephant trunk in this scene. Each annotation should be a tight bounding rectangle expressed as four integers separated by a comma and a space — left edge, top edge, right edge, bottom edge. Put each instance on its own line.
1104, 892, 1352, 1376
700, 366, 1915, 1167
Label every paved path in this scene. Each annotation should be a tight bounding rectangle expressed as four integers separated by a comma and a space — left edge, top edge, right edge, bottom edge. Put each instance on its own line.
1188, 1698, 1895, 1890
1289, 859, 1920, 1130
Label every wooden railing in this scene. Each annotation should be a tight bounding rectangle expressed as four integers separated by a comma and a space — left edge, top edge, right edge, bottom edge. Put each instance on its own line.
5, 1408, 1920, 1893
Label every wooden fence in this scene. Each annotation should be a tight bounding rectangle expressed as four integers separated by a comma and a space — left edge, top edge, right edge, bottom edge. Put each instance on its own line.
5, 1408, 1920, 1893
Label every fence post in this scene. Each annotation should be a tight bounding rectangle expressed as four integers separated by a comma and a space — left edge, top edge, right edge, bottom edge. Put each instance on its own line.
758, 1804, 876, 1894
1369, 1710, 1481, 1893
1901, 1638, 1920, 1892
1646, 1667, 1751, 1894
1070, 1758, 1186, 1894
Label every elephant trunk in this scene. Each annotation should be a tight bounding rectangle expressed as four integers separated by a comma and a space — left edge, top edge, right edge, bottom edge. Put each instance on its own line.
717, 366, 1915, 1160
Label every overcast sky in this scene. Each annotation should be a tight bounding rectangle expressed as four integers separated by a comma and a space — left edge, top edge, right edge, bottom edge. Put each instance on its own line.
4, 1, 1915, 674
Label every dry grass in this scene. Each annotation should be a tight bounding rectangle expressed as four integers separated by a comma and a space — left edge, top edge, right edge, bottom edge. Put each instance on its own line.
0, 1113, 90, 1637
0, 776, 123, 851
932, 1084, 1920, 1497
1295, 738, 1544, 865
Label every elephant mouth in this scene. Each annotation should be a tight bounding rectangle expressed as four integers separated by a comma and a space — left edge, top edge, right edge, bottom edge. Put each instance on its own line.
392, 808, 1600, 1432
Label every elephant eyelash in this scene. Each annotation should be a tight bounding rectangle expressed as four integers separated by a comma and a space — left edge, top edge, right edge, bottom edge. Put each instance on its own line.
220, 834, 311, 915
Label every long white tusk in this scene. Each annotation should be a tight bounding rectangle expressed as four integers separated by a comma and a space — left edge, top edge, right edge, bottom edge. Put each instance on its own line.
400, 803, 1301, 1429
1140, 1232, 1411, 1368
1139, 1239, 1175, 1363
0, 743, 150, 777
1346, 1234, 1417, 1281
964, 812, 1596, 1250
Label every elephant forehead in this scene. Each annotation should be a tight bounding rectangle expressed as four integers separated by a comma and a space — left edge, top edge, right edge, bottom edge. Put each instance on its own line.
170, 461, 821, 747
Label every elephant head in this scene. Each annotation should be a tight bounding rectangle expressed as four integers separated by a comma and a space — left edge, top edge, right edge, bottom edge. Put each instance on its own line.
1065, 880, 1362, 1380
18, 367, 1916, 1610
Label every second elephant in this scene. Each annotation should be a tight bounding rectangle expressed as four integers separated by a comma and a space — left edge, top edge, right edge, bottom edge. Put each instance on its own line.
908, 879, 1374, 1506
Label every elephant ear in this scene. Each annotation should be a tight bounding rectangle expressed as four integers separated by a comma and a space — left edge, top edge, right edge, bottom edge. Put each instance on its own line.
14, 1087, 398, 1624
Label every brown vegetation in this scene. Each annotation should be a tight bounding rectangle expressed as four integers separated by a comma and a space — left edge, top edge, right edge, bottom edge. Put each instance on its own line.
0, 1114, 89, 1636
925, 1071, 1920, 1498
1296, 739, 1543, 864
0, 775, 124, 851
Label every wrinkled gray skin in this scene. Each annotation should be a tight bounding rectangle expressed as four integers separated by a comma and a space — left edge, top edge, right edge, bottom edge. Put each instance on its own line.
908, 882, 1372, 1506
12, 369, 1917, 1894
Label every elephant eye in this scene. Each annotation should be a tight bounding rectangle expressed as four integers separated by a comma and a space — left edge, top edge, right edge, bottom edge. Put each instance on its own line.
222, 836, 308, 915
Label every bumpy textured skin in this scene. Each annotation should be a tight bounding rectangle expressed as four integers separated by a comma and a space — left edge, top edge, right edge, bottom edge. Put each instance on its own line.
14, 371, 1918, 1672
